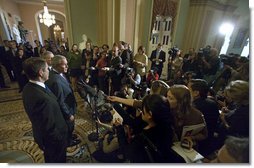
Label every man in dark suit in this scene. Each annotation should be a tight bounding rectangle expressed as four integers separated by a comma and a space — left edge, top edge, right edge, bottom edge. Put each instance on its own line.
45, 55, 80, 147
42, 51, 54, 71
149, 43, 166, 78
22, 57, 68, 163
108, 45, 123, 94
33, 40, 42, 57
0, 40, 16, 81
0, 41, 10, 88
118, 41, 130, 69
187, 79, 220, 157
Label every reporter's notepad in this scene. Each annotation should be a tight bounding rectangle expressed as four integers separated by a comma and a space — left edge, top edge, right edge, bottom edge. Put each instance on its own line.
171, 142, 204, 163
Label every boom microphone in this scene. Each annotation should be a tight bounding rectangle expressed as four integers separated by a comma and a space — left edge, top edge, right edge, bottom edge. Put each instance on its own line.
77, 78, 97, 98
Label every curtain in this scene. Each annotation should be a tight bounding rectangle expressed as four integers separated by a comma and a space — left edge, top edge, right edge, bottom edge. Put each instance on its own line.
150, 0, 178, 39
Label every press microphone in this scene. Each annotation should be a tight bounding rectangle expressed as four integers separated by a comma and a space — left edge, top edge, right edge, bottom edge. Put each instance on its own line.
77, 78, 97, 97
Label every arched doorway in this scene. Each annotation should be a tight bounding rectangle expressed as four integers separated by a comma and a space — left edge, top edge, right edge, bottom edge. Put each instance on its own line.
35, 9, 67, 46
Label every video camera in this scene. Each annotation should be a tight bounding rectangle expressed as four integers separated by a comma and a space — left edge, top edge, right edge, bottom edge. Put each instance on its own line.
197, 48, 205, 59
202, 45, 211, 57
125, 67, 133, 75
220, 54, 237, 68
77, 77, 109, 108
168, 46, 179, 59
97, 103, 114, 123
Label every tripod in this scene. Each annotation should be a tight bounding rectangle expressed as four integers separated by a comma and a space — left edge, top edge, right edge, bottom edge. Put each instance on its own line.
87, 93, 100, 142
77, 79, 107, 142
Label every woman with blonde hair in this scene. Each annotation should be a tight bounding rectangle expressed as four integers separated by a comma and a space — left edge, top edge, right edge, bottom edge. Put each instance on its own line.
167, 85, 208, 148
217, 80, 249, 146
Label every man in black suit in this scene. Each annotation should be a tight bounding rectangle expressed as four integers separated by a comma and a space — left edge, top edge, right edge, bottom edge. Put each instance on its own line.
0, 40, 16, 81
118, 41, 130, 69
22, 57, 68, 162
45, 55, 80, 147
0, 65, 9, 88
187, 79, 220, 157
149, 43, 166, 78
0, 41, 10, 88
33, 40, 42, 57
42, 51, 54, 71
108, 45, 123, 94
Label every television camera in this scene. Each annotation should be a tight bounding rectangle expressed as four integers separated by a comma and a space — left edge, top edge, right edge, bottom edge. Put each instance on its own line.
168, 46, 179, 60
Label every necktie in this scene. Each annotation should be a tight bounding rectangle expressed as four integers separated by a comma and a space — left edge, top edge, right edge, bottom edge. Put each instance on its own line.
61, 73, 68, 82
45, 85, 51, 93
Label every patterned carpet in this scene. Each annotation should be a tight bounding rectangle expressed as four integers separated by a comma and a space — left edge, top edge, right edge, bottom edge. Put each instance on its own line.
0, 82, 100, 163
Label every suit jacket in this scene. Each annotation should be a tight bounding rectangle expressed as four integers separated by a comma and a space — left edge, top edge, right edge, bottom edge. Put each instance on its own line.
33, 46, 41, 57
150, 49, 166, 70
120, 49, 130, 69
22, 82, 68, 149
109, 55, 122, 76
46, 70, 77, 119
0, 46, 11, 66
0, 46, 5, 64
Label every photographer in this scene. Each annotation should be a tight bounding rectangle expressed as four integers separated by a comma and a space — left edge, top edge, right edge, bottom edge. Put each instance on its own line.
123, 68, 141, 87
168, 47, 182, 80
92, 107, 124, 162
182, 48, 203, 79
120, 68, 142, 99
107, 80, 170, 135
168, 46, 179, 60
108, 45, 123, 94
211, 54, 236, 92
146, 68, 159, 88
108, 80, 169, 109
202, 48, 220, 85
114, 94, 185, 163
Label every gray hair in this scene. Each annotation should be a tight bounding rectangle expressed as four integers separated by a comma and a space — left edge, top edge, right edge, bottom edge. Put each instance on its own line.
41, 51, 53, 59
51, 55, 66, 68
224, 80, 249, 105
225, 136, 249, 163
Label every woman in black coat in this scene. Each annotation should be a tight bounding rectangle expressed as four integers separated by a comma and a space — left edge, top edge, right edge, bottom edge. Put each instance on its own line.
115, 94, 185, 163
13, 48, 28, 92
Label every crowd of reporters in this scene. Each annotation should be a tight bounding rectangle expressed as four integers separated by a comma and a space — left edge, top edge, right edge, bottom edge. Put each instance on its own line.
0, 39, 249, 163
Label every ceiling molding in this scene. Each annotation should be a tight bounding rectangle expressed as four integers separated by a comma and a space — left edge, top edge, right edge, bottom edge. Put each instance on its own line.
190, 0, 237, 12
14, 0, 64, 6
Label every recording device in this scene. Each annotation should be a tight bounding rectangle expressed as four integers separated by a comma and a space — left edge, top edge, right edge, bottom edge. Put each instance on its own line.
97, 103, 113, 123
77, 78, 112, 142
77, 78, 97, 99
216, 94, 226, 102
220, 54, 236, 67
168, 46, 179, 60
124, 67, 133, 78
197, 48, 204, 57
203, 45, 211, 57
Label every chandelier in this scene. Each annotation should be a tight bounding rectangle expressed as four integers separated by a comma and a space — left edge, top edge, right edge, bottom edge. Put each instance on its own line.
53, 25, 61, 31
39, 0, 56, 27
